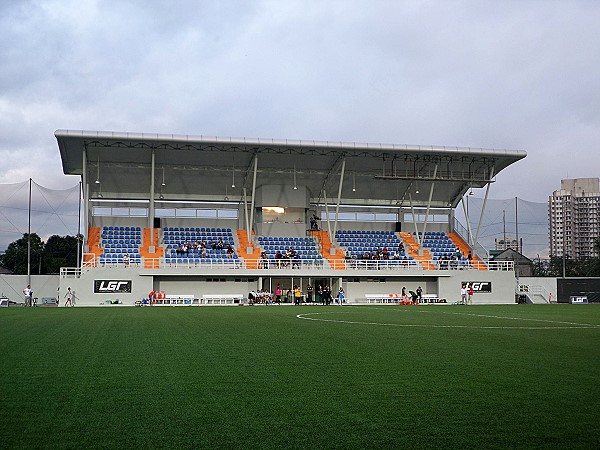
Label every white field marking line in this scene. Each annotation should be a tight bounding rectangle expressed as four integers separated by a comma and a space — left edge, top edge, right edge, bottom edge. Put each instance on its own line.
354, 306, 600, 328
295, 312, 600, 330
429, 311, 600, 328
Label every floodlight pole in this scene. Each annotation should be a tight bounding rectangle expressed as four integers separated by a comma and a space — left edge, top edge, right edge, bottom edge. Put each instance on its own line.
149, 149, 156, 249
77, 181, 82, 267
82, 144, 89, 252
27, 178, 32, 288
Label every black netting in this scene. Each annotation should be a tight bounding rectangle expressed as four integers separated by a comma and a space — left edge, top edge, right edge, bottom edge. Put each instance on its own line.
0, 181, 80, 252
455, 196, 548, 258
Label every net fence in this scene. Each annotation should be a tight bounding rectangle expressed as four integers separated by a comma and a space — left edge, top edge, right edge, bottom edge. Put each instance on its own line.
0, 181, 551, 258
0, 181, 81, 253
454, 196, 549, 258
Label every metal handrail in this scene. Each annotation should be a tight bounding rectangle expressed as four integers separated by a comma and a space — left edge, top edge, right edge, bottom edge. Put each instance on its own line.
75, 257, 513, 272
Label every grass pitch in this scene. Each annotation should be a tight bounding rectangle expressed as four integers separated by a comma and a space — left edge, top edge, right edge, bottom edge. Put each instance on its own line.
1, 304, 600, 449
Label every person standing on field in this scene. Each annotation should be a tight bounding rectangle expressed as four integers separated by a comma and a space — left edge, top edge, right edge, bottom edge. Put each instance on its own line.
64, 287, 74, 307
23, 285, 32, 307
468, 284, 474, 305
461, 284, 468, 304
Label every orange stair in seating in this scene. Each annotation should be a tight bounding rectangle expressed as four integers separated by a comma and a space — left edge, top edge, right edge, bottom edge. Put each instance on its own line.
85, 226, 103, 264
237, 229, 261, 269
140, 228, 164, 268
311, 230, 345, 270
448, 232, 487, 270
399, 232, 436, 270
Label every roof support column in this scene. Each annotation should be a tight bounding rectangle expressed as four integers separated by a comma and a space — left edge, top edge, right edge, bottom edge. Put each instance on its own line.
248, 156, 258, 243
333, 158, 346, 237
149, 149, 156, 248
461, 196, 474, 246
474, 165, 495, 249
323, 190, 333, 240
421, 164, 438, 239
408, 193, 421, 247
82, 144, 89, 251
243, 187, 252, 250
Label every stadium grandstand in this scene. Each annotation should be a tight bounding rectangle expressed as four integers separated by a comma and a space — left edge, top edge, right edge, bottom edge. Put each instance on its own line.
55, 129, 526, 305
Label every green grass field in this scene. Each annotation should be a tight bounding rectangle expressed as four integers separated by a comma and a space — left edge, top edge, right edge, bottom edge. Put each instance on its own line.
1, 305, 600, 449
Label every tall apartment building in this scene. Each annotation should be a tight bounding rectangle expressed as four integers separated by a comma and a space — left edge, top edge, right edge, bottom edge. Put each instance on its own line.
549, 178, 600, 259
495, 236, 521, 253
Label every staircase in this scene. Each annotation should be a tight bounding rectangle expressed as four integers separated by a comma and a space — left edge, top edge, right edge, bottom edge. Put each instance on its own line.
399, 232, 436, 270
237, 230, 261, 269
311, 230, 345, 270
84, 227, 103, 265
140, 228, 164, 268
448, 232, 487, 270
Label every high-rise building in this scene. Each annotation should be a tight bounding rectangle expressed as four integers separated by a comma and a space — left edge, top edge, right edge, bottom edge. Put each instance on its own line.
549, 178, 600, 259
495, 236, 521, 253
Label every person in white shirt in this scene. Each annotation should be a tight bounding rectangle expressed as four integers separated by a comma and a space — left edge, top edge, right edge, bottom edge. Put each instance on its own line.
460, 284, 468, 305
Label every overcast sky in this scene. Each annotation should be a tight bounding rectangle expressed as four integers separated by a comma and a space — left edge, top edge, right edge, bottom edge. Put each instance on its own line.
1, 0, 599, 203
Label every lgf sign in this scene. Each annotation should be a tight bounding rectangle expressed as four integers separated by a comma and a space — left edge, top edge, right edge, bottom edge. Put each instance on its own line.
94, 280, 132, 294
463, 282, 492, 293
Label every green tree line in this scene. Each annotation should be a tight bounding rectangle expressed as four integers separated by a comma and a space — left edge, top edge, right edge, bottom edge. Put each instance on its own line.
0, 233, 82, 275
532, 238, 600, 277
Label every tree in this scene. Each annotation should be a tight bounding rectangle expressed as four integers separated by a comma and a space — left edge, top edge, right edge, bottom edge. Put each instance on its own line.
0, 233, 81, 275
43, 235, 80, 274
0, 233, 44, 275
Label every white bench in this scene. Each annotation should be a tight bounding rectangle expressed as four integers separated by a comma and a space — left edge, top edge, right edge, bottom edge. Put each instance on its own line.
365, 294, 447, 304
365, 294, 403, 304
201, 294, 244, 305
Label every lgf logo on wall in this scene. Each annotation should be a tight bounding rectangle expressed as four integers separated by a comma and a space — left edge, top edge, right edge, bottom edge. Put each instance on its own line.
463, 282, 492, 293
94, 280, 132, 293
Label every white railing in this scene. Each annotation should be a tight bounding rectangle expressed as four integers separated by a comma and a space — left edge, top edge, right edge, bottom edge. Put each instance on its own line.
518, 282, 552, 303
63, 257, 513, 275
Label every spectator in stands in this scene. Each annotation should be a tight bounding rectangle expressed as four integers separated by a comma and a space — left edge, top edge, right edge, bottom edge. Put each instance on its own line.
216, 238, 224, 250
398, 242, 405, 253
467, 250, 473, 263
123, 253, 130, 266
275, 250, 283, 268
260, 251, 268, 269
226, 244, 234, 258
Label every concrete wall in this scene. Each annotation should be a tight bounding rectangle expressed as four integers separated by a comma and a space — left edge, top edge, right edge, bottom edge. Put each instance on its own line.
0, 275, 60, 303
438, 270, 516, 304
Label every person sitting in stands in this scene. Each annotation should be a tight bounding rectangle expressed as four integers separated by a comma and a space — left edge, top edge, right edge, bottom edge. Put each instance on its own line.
226, 244, 234, 258
398, 242, 405, 253
275, 250, 283, 268
216, 238, 224, 250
